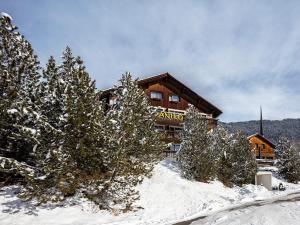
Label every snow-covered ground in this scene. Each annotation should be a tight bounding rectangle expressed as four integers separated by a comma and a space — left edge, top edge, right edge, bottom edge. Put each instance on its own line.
0, 160, 299, 225
191, 198, 300, 225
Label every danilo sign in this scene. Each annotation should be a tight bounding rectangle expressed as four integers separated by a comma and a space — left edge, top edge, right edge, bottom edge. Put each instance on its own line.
157, 112, 184, 121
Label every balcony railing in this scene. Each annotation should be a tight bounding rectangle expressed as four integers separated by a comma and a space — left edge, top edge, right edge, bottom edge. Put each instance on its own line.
166, 131, 181, 139
165, 150, 177, 159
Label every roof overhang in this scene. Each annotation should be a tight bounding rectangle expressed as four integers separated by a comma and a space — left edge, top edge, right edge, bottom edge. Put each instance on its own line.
139, 73, 222, 118
100, 72, 223, 118
247, 133, 276, 148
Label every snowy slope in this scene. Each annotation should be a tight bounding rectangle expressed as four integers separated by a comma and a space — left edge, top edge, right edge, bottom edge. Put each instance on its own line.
0, 160, 299, 225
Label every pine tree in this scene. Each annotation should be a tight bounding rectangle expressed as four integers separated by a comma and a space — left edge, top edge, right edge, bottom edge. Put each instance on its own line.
95, 72, 164, 210
36, 56, 61, 160
41, 56, 60, 124
230, 132, 257, 186
1, 16, 163, 209
64, 56, 107, 174
21, 55, 68, 201
23, 50, 109, 202
211, 127, 257, 187
275, 137, 300, 183
211, 126, 233, 186
178, 105, 216, 182
38, 48, 77, 162
0, 13, 43, 182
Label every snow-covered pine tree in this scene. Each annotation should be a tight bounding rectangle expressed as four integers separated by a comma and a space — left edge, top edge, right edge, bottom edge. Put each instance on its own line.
38, 48, 77, 157
23, 49, 109, 202
21, 55, 68, 201
64, 56, 107, 174
211, 126, 234, 186
37, 55, 68, 163
96, 72, 164, 210
211, 128, 257, 187
59, 46, 76, 84
275, 137, 300, 183
178, 105, 216, 182
41, 56, 60, 124
230, 132, 257, 186
39, 47, 76, 135
35, 56, 60, 159
0, 13, 44, 182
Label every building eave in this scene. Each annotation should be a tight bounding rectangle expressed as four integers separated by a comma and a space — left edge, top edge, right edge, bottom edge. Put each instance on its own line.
139, 72, 222, 118
99, 72, 223, 118
247, 133, 276, 148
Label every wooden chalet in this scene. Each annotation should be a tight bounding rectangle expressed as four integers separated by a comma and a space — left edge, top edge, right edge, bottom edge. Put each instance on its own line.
248, 133, 276, 160
247, 108, 276, 161
101, 72, 222, 154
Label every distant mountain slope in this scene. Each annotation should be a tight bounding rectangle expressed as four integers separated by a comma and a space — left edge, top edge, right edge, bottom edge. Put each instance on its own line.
222, 119, 300, 147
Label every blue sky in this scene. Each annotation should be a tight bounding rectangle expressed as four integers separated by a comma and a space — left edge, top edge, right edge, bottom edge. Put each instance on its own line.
1, 0, 300, 122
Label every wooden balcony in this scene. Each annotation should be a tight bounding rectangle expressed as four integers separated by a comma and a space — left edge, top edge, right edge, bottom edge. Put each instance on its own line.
164, 150, 177, 159
161, 130, 181, 143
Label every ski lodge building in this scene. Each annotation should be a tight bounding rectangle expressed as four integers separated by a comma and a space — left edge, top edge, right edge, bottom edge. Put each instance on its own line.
101, 73, 222, 154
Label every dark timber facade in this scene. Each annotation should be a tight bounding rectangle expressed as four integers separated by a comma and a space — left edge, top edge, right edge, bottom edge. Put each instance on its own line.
101, 73, 222, 154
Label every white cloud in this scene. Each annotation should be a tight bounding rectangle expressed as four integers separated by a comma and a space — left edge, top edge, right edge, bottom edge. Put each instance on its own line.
4, 0, 300, 121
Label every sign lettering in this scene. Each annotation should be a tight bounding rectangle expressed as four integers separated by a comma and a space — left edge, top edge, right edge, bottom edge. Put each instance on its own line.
157, 112, 184, 121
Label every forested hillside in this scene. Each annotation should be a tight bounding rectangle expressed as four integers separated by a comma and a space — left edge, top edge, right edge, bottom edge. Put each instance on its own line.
222, 119, 300, 148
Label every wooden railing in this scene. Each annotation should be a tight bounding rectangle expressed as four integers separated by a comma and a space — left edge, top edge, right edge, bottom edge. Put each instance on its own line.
166, 131, 181, 139
164, 150, 177, 159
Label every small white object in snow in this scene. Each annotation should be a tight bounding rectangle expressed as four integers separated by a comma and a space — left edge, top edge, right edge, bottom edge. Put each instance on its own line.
7, 109, 18, 114
0, 12, 12, 20
22, 127, 37, 135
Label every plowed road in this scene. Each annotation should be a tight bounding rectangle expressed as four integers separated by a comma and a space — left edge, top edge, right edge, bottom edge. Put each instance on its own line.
174, 191, 300, 225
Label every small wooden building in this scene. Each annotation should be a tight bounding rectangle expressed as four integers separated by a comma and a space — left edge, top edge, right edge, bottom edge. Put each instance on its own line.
248, 133, 276, 160
247, 107, 276, 160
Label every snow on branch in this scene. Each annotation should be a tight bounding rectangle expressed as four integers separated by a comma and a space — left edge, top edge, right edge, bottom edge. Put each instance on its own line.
0, 12, 12, 21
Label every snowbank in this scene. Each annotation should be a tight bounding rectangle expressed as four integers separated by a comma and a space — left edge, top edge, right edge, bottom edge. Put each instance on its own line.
133, 160, 299, 224
0, 160, 299, 225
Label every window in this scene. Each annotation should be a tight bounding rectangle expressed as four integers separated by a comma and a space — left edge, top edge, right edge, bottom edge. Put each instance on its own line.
109, 97, 117, 105
155, 107, 165, 112
255, 143, 259, 149
168, 109, 185, 115
154, 124, 165, 131
262, 144, 266, 149
150, 91, 163, 100
199, 112, 211, 118
171, 144, 181, 152
169, 95, 180, 102
169, 126, 183, 132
